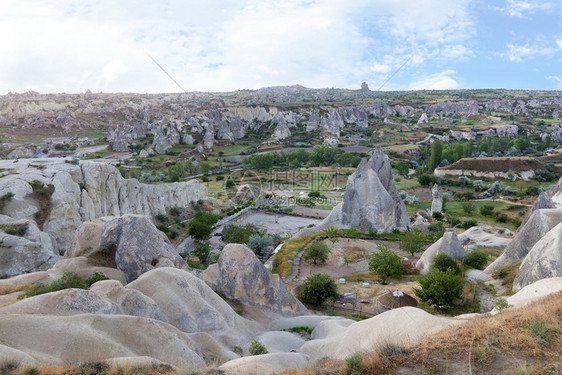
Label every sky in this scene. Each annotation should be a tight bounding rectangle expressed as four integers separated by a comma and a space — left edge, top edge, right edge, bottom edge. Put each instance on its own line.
1, 0, 561, 94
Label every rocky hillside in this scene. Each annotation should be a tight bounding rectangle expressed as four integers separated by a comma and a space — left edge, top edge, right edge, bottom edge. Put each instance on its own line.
1, 88, 561, 154
0, 159, 207, 278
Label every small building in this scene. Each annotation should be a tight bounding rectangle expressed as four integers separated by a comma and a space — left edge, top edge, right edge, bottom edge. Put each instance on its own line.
376, 288, 418, 314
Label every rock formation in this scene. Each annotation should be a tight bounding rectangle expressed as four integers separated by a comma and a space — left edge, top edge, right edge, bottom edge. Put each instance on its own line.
98, 215, 187, 282
416, 231, 466, 274
202, 244, 308, 316
0, 159, 207, 278
512, 221, 562, 291
298, 147, 410, 235
483, 208, 562, 276
431, 184, 443, 215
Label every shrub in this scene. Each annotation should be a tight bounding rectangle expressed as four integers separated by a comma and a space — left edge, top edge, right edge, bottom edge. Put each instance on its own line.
432, 253, 461, 274
460, 219, 478, 229
495, 213, 508, 223
169, 206, 182, 217
247, 234, 273, 255
84, 272, 109, 286
461, 201, 476, 215
297, 273, 339, 306
23, 271, 107, 298
215, 175, 224, 181
24, 367, 39, 375
223, 224, 259, 244
463, 250, 488, 270
346, 353, 362, 375
303, 240, 331, 265
225, 179, 235, 188
193, 241, 212, 266
413, 268, 463, 311
368, 244, 404, 281
494, 297, 510, 310
189, 221, 212, 240
79, 362, 110, 375
480, 205, 495, 216
155, 213, 168, 223
399, 230, 425, 257
418, 174, 432, 186
432, 211, 444, 220
248, 338, 269, 355
0, 224, 28, 237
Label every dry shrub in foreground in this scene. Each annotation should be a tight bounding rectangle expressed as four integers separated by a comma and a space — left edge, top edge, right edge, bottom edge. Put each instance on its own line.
276, 292, 562, 374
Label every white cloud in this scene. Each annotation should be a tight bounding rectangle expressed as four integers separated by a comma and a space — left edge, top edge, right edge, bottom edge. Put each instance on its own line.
557, 39, 562, 49
409, 70, 460, 90
0, 0, 476, 93
504, 43, 555, 62
498, 0, 554, 18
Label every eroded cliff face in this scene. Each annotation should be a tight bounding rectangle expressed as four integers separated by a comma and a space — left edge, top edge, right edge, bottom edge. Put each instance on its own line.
0, 159, 207, 277
2, 89, 561, 155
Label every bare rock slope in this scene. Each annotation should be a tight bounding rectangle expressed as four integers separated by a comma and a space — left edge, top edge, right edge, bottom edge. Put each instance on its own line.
298, 147, 410, 236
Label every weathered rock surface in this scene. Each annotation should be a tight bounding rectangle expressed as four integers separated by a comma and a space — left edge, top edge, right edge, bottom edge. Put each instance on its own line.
483, 208, 562, 276
202, 244, 308, 316
299, 307, 461, 362
89, 280, 168, 321
457, 226, 513, 251
0, 217, 60, 278
65, 217, 113, 258
0, 288, 122, 316
0, 313, 205, 368
416, 231, 466, 274
99, 215, 187, 282
219, 352, 311, 375
505, 277, 562, 309
299, 147, 410, 235
128, 267, 260, 347
513, 222, 562, 291
431, 184, 443, 215
0, 159, 207, 278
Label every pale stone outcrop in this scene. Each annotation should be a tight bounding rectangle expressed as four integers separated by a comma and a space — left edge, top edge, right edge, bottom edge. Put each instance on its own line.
128, 267, 260, 345
99, 215, 187, 282
416, 232, 466, 275
483, 208, 562, 276
299, 307, 461, 362
298, 147, 410, 236
513, 222, 562, 291
0, 313, 205, 368
0, 288, 122, 316
0, 159, 207, 277
202, 244, 308, 316
0, 218, 60, 278
219, 352, 311, 375
430, 184, 443, 215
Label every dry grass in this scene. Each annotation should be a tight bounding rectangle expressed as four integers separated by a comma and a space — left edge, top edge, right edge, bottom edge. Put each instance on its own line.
275, 292, 562, 375
273, 233, 322, 277
0, 285, 30, 295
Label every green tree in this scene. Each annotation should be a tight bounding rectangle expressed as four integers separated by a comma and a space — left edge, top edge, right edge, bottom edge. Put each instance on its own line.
413, 268, 463, 311
248, 234, 273, 255
188, 221, 212, 240
297, 273, 339, 306
193, 241, 212, 266
399, 230, 424, 257
248, 338, 269, 355
199, 162, 212, 175
480, 205, 494, 216
432, 253, 461, 274
418, 174, 432, 186
310, 145, 338, 167
429, 140, 443, 172
368, 245, 404, 281
394, 160, 409, 177
303, 241, 331, 265
248, 153, 274, 171
463, 250, 488, 270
